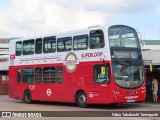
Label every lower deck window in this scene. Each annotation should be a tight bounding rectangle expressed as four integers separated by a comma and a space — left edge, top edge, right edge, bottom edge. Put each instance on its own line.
43, 67, 56, 83
57, 66, 63, 84
19, 66, 63, 84
93, 64, 110, 84
22, 68, 34, 83
35, 67, 42, 83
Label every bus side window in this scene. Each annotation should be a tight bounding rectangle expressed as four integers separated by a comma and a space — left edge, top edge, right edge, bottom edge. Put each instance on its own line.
35, 67, 42, 83
17, 69, 21, 83
57, 37, 72, 52
57, 66, 63, 84
35, 38, 42, 54
43, 67, 56, 83
16, 41, 22, 56
22, 68, 34, 83
90, 30, 104, 49
93, 64, 110, 84
43, 36, 56, 53
73, 35, 88, 50
23, 39, 35, 55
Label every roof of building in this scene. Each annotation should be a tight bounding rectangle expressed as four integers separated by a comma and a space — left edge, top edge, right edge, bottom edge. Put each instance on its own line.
0, 37, 20, 43
142, 50, 160, 65
142, 40, 160, 65
142, 40, 160, 45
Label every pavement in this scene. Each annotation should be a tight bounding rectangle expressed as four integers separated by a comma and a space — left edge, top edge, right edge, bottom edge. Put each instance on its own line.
140, 102, 160, 108
0, 95, 160, 108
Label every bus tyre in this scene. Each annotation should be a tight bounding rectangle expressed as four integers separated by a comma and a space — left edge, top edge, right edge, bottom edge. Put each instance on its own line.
77, 91, 87, 108
107, 103, 118, 107
24, 90, 32, 104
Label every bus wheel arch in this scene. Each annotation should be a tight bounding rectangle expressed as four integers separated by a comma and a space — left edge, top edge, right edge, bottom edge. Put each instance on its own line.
75, 90, 88, 108
24, 89, 32, 104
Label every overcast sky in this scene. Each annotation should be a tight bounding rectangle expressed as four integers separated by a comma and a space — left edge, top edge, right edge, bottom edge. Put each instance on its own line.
0, 0, 160, 40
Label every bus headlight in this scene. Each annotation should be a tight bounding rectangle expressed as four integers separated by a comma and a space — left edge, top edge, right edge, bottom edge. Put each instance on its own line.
112, 90, 120, 95
142, 90, 146, 93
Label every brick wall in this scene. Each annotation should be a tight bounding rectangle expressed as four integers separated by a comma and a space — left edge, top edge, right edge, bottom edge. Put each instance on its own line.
0, 74, 8, 95
0, 59, 7, 62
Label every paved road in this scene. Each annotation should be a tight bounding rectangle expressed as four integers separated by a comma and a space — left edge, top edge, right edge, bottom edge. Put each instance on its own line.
0, 95, 159, 120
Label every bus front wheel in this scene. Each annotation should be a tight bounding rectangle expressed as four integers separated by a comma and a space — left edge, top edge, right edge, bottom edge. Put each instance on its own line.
76, 91, 87, 108
24, 90, 32, 104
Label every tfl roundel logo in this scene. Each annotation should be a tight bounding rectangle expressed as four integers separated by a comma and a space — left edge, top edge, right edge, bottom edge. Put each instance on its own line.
64, 52, 79, 73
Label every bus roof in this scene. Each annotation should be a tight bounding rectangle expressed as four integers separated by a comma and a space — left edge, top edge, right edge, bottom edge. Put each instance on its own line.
10, 25, 106, 42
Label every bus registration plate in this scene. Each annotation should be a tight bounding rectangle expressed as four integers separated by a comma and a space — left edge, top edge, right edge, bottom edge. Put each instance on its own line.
127, 99, 135, 102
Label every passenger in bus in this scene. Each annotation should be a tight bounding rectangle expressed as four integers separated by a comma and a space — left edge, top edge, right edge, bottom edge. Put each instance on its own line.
90, 38, 96, 48
65, 45, 70, 51
152, 77, 159, 103
95, 37, 103, 48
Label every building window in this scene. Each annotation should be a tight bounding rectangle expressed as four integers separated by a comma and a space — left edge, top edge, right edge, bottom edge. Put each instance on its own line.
57, 37, 72, 52
22, 68, 34, 83
16, 41, 22, 56
43, 36, 56, 53
43, 67, 56, 83
57, 66, 63, 84
73, 35, 88, 50
35, 67, 42, 83
23, 39, 34, 55
35, 38, 42, 54
17, 69, 21, 83
90, 30, 104, 49
93, 64, 110, 84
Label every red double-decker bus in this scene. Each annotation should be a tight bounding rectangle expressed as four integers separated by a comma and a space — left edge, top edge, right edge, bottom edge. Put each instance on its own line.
8, 25, 145, 107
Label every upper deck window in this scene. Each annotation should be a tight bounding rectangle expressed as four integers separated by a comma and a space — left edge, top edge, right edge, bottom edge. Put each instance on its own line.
90, 30, 104, 49
57, 37, 72, 52
16, 41, 22, 56
35, 38, 42, 54
23, 39, 34, 55
43, 36, 56, 53
108, 25, 139, 48
73, 35, 88, 50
